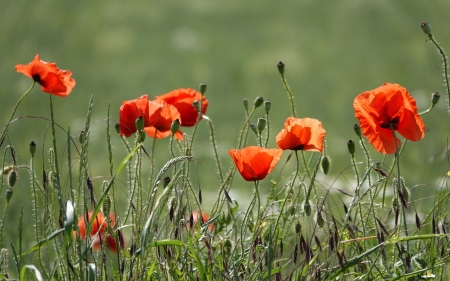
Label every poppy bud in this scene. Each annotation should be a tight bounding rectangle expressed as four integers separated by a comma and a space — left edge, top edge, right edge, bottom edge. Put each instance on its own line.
8, 169, 17, 188
135, 116, 144, 131
249, 123, 258, 134
347, 140, 355, 155
257, 118, 266, 132
79, 131, 84, 143
29, 141, 36, 157
277, 61, 285, 75
295, 222, 302, 234
264, 101, 271, 113
254, 97, 264, 108
243, 98, 249, 110
321, 155, 330, 175
353, 124, 362, 138
431, 92, 440, 106
192, 100, 200, 113
115, 122, 120, 135
316, 211, 324, 228
420, 22, 432, 36
199, 83, 207, 95
137, 130, 146, 143
171, 119, 180, 135
303, 200, 311, 216
6, 188, 13, 203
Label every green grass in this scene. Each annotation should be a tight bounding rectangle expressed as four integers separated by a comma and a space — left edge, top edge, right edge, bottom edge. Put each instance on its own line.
1, 1, 450, 280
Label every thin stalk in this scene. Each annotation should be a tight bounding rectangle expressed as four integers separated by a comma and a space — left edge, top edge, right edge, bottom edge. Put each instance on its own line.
280, 73, 296, 117
0, 81, 35, 146
427, 34, 450, 114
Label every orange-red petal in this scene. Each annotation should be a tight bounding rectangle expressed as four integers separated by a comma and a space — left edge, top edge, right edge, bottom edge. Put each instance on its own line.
228, 146, 282, 181
276, 117, 326, 152
119, 95, 150, 137
353, 83, 425, 154
15, 54, 75, 97
155, 88, 208, 127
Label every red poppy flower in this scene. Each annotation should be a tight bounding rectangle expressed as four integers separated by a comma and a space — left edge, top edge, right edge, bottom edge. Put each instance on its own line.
228, 146, 282, 181
276, 117, 326, 152
15, 54, 75, 97
187, 210, 214, 231
119, 95, 152, 137
144, 100, 184, 140
353, 83, 425, 154
75, 211, 122, 252
155, 88, 208, 127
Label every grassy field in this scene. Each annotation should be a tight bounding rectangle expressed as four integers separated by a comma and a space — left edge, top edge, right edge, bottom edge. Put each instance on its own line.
2, 1, 450, 279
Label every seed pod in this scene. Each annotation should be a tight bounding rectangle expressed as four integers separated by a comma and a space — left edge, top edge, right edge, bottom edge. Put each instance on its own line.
199, 83, 207, 94
264, 100, 271, 113
171, 119, 180, 135
257, 118, 266, 132
243, 98, 249, 110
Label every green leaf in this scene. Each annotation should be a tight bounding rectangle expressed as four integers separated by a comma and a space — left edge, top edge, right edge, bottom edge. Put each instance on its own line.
20, 265, 43, 281
21, 228, 64, 256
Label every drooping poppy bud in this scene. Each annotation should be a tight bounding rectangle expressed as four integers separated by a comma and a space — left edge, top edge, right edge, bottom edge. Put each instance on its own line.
353, 124, 362, 138
8, 169, 17, 188
249, 123, 258, 134
431, 92, 440, 106
303, 200, 311, 216
321, 155, 330, 175
316, 211, 324, 228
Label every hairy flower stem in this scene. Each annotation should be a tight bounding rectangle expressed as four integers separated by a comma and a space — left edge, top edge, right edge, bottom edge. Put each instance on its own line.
0, 81, 35, 147
0, 200, 10, 248
204, 116, 223, 182
274, 151, 299, 241
427, 34, 450, 114
280, 73, 296, 117
390, 126, 409, 253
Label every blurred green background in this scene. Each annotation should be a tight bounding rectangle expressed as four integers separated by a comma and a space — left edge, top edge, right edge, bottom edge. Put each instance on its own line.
1, 0, 450, 257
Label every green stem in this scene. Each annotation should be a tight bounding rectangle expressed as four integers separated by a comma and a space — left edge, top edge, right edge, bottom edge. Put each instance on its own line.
390, 126, 409, 252
428, 34, 450, 114
274, 151, 299, 240
254, 181, 261, 222
280, 74, 296, 117
0, 81, 35, 146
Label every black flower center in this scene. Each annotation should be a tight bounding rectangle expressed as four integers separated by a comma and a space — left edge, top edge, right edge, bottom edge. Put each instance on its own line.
379, 116, 400, 130
293, 144, 304, 151
32, 74, 42, 85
